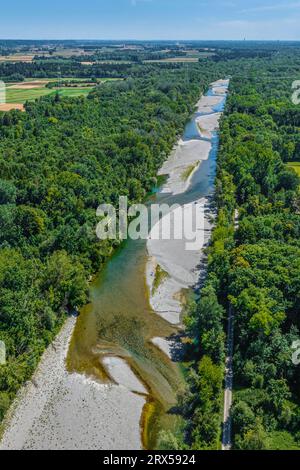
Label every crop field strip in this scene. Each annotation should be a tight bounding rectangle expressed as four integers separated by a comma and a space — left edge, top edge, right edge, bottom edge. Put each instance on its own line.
5, 86, 94, 104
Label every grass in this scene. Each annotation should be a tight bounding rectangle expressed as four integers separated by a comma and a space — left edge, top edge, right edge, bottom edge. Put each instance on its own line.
54, 88, 93, 98
4, 77, 122, 104
152, 265, 169, 295
266, 431, 300, 450
197, 123, 206, 135
287, 161, 300, 176
5, 85, 94, 104
181, 162, 200, 181
43, 77, 120, 83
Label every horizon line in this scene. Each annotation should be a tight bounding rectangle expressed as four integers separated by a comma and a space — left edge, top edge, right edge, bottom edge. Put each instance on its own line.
1, 38, 300, 42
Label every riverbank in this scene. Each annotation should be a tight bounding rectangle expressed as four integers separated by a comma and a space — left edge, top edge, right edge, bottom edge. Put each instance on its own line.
158, 139, 211, 195
146, 78, 229, 368
0, 316, 145, 450
146, 196, 212, 325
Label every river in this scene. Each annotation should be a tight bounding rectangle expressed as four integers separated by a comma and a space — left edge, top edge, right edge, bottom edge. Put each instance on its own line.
67, 80, 228, 448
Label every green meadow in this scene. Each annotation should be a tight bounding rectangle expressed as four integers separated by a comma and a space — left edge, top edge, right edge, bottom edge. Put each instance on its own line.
6, 86, 94, 104
4, 77, 122, 104
287, 161, 300, 176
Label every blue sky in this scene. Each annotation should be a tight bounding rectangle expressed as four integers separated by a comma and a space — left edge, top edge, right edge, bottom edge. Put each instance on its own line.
1, 0, 300, 40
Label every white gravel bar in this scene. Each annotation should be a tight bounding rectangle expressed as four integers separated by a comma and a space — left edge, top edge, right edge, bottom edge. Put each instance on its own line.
148, 78, 229, 352
0, 317, 145, 450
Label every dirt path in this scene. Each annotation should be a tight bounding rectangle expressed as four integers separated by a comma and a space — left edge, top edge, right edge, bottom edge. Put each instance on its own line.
222, 305, 234, 450
222, 210, 239, 451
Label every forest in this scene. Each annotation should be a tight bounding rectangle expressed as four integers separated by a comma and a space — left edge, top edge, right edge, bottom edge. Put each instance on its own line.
167, 50, 300, 451
225, 73, 300, 450
1, 42, 300, 450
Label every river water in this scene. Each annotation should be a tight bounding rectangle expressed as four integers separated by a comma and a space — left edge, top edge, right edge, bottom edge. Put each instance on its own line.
67, 83, 227, 448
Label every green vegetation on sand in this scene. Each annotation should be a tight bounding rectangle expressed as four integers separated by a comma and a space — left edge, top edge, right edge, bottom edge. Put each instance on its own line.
152, 265, 170, 295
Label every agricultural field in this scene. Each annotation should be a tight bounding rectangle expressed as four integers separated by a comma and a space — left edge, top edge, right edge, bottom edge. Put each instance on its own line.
45, 48, 89, 58
83, 60, 132, 65
144, 57, 200, 63
0, 103, 24, 112
287, 162, 300, 176
144, 51, 214, 63
0, 54, 34, 62
5, 86, 93, 103
0, 78, 101, 109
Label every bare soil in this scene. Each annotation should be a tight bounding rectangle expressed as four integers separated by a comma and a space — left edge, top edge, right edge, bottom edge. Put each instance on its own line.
0, 103, 25, 112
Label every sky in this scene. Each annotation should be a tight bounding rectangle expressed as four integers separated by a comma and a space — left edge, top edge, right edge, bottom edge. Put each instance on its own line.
0, 0, 300, 40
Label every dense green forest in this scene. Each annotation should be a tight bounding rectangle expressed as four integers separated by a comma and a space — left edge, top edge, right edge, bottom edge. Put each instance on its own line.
1, 42, 300, 450
0, 61, 134, 81
165, 51, 300, 451
225, 74, 300, 450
